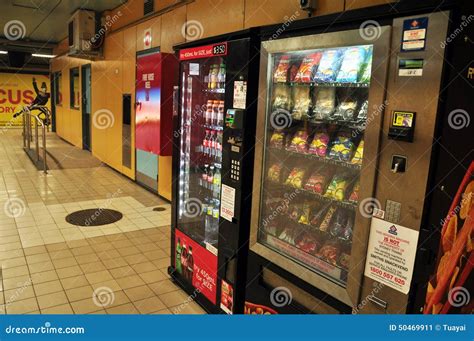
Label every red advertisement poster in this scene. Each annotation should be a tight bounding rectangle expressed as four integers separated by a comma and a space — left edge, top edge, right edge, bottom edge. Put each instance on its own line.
175, 229, 218, 304
135, 51, 162, 154
424, 161, 473, 314
220, 280, 233, 314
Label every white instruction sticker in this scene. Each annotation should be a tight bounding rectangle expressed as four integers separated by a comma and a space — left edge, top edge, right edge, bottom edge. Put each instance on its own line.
189, 63, 200, 76
220, 184, 236, 222
364, 218, 419, 294
233, 81, 247, 109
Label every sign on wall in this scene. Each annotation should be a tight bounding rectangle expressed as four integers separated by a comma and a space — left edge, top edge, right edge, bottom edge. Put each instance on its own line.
0, 73, 50, 126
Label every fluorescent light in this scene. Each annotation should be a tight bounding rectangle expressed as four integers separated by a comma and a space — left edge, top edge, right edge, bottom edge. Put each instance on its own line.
31, 53, 56, 58
0, 51, 8, 55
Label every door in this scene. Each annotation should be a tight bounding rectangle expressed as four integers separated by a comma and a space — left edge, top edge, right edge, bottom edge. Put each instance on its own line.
249, 27, 391, 307
81, 64, 91, 150
135, 48, 161, 191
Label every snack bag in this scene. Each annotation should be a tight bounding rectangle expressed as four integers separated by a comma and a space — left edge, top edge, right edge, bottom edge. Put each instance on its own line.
288, 62, 300, 82
273, 55, 290, 82
349, 179, 360, 202
359, 50, 373, 83
294, 52, 322, 83
313, 87, 336, 120
278, 227, 297, 245
308, 130, 330, 157
324, 175, 348, 201
270, 131, 286, 149
357, 100, 368, 121
287, 129, 309, 153
319, 206, 337, 232
271, 85, 292, 111
288, 204, 302, 221
267, 163, 282, 182
351, 140, 364, 164
336, 47, 367, 83
298, 203, 311, 225
330, 209, 347, 238
285, 167, 306, 188
342, 215, 354, 241
328, 132, 355, 162
304, 171, 329, 194
339, 253, 350, 269
291, 87, 311, 120
309, 205, 327, 228
314, 49, 344, 83
318, 241, 340, 265
333, 99, 358, 121
296, 234, 320, 254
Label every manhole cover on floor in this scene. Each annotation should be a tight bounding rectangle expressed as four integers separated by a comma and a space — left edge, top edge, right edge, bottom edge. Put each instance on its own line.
153, 207, 167, 212
66, 209, 123, 227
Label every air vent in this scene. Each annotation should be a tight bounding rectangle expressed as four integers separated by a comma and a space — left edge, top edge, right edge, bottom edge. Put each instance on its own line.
144, 0, 154, 16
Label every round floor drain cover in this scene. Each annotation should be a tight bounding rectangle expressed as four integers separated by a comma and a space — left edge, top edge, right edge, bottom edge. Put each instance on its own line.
153, 207, 166, 212
66, 209, 123, 227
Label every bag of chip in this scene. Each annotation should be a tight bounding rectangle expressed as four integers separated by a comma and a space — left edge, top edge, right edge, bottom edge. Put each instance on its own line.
330, 209, 347, 238
336, 47, 367, 83
298, 203, 311, 225
269, 131, 286, 149
314, 49, 344, 83
342, 214, 354, 241
294, 52, 322, 83
318, 241, 340, 265
308, 130, 330, 157
328, 132, 355, 162
313, 87, 336, 120
333, 99, 358, 121
359, 49, 373, 83
285, 167, 306, 189
351, 140, 364, 164
349, 179, 360, 202
273, 55, 290, 82
286, 129, 309, 153
271, 84, 292, 111
291, 87, 311, 120
304, 170, 329, 194
356, 100, 369, 121
319, 205, 337, 232
324, 175, 348, 201
267, 163, 282, 182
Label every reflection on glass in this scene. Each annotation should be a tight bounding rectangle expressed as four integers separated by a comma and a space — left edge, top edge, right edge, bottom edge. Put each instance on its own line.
258, 45, 373, 286
177, 59, 226, 249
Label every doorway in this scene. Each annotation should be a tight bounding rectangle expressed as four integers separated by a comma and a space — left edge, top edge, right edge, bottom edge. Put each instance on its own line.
81, 64, 92, 151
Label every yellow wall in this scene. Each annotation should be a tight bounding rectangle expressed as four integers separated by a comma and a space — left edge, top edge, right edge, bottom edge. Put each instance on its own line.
51, 0, 395, 199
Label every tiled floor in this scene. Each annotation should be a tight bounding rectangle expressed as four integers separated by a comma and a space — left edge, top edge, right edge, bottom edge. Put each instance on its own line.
0, 129, 205, 315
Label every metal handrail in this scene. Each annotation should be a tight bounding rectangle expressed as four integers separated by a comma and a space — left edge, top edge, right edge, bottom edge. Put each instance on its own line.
21, 106, 49, 173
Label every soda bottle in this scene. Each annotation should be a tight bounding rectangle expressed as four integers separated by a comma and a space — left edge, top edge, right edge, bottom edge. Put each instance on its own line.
212, 100, 219, 126
208, 165, 215, 191
203, 130, 209, 155
207, 131, 214, 159
175, 238, 182, 274
213, 167, 221, 198
216, 131, 223, 163
211, 205, 220, 244
181, 243, 188, 279
187, 246, 194, 282
205, 202, 214, 242
217, 101, 224, 127
210, 65, 219, 89
202, 164, 208, 187
217, 64, 226, 89
208, 65, 214, 89
206, 100, 213, 125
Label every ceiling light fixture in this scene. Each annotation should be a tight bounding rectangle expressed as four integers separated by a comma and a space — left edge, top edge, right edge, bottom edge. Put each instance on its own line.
31, 53, 56, 58
0, 51, 8, 55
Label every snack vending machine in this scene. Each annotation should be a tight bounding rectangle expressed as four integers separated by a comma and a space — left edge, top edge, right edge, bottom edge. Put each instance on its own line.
244, 4, 456, 314
170, 30, 259, 313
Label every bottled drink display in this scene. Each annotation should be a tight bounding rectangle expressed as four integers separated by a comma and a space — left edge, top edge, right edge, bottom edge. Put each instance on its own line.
177, 57, 226, 248
257, 45, 373, 286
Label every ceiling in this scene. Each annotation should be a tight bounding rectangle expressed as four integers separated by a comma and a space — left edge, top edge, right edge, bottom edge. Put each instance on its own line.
0, 0, 127, 44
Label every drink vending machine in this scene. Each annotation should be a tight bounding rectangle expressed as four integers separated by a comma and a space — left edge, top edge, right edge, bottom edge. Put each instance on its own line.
170, 29, 260, 313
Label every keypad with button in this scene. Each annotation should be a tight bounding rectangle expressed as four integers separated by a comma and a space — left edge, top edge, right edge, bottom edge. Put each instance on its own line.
230, 159, 241, 181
